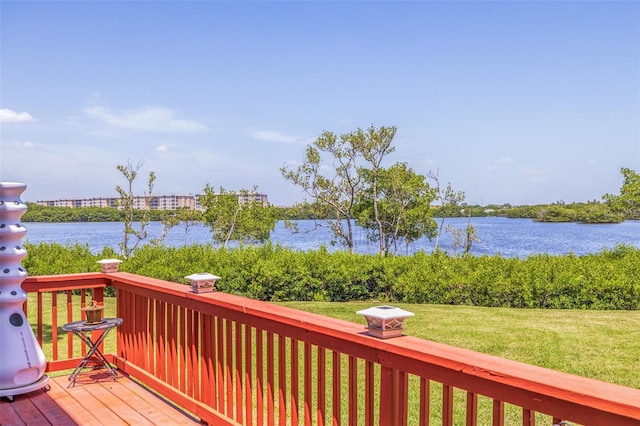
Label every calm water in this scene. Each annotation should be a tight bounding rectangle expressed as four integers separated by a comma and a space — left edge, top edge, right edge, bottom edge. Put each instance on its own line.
22, 217, 640, 257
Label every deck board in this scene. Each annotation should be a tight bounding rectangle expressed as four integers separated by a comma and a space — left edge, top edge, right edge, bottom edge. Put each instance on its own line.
0, 374, 202, 425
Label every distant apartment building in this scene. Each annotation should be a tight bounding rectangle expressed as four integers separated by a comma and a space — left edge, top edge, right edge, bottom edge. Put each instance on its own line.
36, 193, 268, 210
36, 197, 119, 208
236, 192, 269, 206
150, 194, 198, 210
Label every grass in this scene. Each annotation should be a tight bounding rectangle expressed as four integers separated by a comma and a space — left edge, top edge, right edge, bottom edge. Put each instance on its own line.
278, 301, 640, 389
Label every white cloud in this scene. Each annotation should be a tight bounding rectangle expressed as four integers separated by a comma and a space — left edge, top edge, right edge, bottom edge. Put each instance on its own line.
0, 108, 36, 123
521, 166, 546, 175
85, 105, 207, 133
419, 157, 437, 168
521, 166, 549, 182
249, 129, 300, 144
485, 156, 515, 171
156, 144, 169, 152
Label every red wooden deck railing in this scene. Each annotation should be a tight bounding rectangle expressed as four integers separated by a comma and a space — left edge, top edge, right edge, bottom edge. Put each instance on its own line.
23, 272, 640, 426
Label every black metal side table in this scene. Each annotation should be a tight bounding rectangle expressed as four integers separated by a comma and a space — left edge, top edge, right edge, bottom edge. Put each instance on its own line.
61, 317, 123, 387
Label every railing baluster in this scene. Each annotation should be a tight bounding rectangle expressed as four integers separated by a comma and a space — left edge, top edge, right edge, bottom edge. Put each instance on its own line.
179, 305, 188, 394
124, 291, 136, 361
51, 290, 58, 360
136, 293, 143, 369
245, 325, 254, 426
267, 331, 275, 426
522, 408, 535, 426
201, 312, 214, 407
135, 294, 144, 368
379, 366, 393, 425
226, 319, 234, 417
183, 306, 190, 392
256, 328, 264, 426
156, 299, 166, 382
130, 293, 137, 365
316, 346, 326, 426
117, 289, 125, 359
304, 342, 312, 426
167, 305, 179, 387
467, 391, 478, 426
290, 338, 299, 426
348, 356, 357, 426
365, 360, 374, 426
492, 400, 505, 426
443, 384, 454, 426
332, 351, 341, 426
147, 296, 155, 375
237, 322, 244, 423
37, 292, 43, 345
80, 290, 88, 355
190, 308, 200, 400
66, 291, 73, 357
420, 377, 430, 426
398, 370, 408, 426
93, 287, 105, 354
278, 334, 287, 426
216, 316, 225, 412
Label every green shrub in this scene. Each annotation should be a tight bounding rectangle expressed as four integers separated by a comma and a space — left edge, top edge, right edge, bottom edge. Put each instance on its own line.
20, 242, 640, 310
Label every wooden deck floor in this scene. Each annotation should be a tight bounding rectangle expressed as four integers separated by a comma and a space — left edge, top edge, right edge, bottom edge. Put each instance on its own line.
0, 372, 202, 425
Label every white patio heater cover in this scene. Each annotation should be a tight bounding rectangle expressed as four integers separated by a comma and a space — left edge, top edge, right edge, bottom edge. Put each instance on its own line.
0, 182, 48, 398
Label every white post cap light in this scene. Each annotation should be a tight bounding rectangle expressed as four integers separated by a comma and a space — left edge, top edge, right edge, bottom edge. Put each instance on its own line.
97, 259, 122, 273
185, 273, 221, 293
356, 305, 415, 339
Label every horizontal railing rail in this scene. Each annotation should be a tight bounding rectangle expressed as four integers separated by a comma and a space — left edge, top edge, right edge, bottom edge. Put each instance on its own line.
23, 272, 640, 426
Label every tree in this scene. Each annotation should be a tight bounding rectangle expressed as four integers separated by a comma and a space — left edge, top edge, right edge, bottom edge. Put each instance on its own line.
352, 126, 397, 254
428, 170, 466, 251
603, 167, 640, 220
199, 185, 276, 247
115, 160, 156, 258
281, 125, 398, 254
153, 208, 203, 246
355, 162, 437, 255
446, 212, 479, 254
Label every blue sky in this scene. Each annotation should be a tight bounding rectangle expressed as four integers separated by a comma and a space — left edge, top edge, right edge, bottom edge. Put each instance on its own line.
2, 1, 638, 206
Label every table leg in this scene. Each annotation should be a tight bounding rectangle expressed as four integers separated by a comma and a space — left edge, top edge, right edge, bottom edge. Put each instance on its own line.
67, 328, 118, 387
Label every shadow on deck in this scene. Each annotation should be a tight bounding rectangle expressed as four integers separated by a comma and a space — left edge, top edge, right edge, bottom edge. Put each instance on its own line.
0, 372, 202, 426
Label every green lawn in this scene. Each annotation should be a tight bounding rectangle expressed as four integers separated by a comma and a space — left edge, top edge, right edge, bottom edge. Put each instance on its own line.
278, 302, 640, 389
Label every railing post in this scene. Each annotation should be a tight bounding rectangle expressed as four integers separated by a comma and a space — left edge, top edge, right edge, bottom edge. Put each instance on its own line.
380, 366, 409, 426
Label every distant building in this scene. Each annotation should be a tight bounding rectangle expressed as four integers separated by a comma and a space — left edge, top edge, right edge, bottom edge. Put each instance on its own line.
236, 192, 269, 206
35, 193, 268, 211
150, 194, 198, 210
36, 197, 119, 208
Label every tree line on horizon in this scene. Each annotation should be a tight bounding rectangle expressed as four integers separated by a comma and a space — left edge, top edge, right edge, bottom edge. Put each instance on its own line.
21, 125, 640, 258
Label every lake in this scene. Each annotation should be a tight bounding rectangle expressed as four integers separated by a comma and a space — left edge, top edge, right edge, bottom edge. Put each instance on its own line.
22, 217, 640, 257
